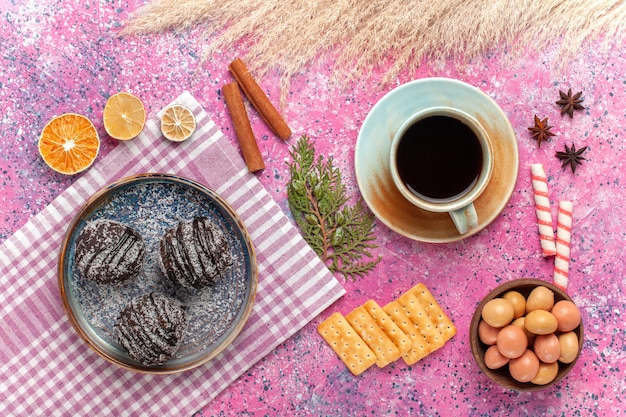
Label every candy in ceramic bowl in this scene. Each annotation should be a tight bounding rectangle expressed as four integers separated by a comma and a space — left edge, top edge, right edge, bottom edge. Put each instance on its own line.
469, 279, 583, 391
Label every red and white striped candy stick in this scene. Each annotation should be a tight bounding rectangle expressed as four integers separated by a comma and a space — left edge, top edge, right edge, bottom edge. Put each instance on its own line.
531, 164, 556, 257
554, 200, 574, 291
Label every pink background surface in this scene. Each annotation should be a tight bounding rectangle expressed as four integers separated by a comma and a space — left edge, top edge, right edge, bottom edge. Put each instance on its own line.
1, 1, 625, 416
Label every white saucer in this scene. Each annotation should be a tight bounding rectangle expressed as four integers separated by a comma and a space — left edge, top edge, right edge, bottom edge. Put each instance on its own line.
355, 78, 519, 243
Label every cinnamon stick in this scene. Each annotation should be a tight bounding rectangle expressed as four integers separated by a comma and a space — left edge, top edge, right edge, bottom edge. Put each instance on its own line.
228, 58, 292, 140
222, 82, 265, 173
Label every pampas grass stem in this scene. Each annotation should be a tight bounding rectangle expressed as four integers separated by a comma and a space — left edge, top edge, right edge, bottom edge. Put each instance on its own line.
122, 0, 626, 102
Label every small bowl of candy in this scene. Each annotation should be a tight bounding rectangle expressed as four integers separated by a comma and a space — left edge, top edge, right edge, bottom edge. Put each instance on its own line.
469, 278, 583, 391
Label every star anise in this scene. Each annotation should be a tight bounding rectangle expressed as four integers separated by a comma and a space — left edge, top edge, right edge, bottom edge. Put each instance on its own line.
556, 88, 585, 118
528, 115, 555, 147
556, 143, 588, 173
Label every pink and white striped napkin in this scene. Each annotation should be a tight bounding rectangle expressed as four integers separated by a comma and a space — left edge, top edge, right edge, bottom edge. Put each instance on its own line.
0, 92, 345, 415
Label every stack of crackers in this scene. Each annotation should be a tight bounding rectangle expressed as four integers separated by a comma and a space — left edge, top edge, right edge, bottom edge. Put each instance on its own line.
317, 283, 456, 375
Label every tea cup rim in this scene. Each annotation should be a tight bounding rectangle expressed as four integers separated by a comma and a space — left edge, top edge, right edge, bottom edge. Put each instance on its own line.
389, 106, 494, 213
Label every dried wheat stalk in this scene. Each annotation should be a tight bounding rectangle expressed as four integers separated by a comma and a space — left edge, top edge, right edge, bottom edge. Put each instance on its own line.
122, 0, 626, 102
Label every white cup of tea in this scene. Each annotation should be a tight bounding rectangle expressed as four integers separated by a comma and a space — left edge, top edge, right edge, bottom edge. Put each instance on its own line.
389, 107, 494, 235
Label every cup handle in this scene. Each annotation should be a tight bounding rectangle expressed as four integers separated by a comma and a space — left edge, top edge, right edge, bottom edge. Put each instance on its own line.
449, 203, 479, 235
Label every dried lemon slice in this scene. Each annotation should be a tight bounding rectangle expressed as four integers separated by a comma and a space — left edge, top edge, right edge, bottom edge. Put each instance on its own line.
161, 104, 196, 142
103, 92, 146, 140
38, 113, 100, 175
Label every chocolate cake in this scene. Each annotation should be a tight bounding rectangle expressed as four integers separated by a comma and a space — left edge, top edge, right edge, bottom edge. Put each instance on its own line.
159, 216, 234, 289
74, 219, 146, 284
116, 292, 188, 367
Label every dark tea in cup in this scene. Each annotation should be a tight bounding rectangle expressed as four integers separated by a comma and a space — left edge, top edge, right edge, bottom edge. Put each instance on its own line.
389, 107, 493, 235
395, 115, 483, 202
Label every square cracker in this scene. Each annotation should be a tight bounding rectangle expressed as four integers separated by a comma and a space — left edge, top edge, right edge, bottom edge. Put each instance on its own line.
383, 300, 432, 365
362, 299, 412, 355
346, 306, 402, 368
317, 312, 377, 376
404, 283, 457, 343
397, 291, 446, 354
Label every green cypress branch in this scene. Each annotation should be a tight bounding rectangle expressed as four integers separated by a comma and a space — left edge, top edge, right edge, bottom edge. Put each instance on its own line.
287, 135, 381, 280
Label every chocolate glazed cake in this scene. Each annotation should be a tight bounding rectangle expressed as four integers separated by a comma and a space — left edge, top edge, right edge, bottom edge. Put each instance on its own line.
116, 293, 188, 367
159, 216, 234, 289
74, 219, 146, 284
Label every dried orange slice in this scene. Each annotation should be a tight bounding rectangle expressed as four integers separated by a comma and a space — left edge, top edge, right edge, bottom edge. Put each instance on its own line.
38, 113, 100, 175
103, 92, 146, 140
161, 104, 196, 142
